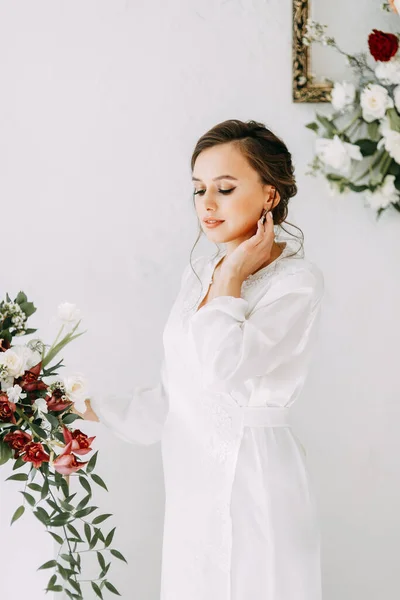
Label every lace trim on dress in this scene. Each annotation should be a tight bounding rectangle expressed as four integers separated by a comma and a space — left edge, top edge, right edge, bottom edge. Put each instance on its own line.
182, 236, 303, 317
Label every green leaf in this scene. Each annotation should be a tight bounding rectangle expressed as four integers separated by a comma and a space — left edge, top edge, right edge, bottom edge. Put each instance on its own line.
0, 439, 13, 465
86, 450, 98, 474
19, 301, 36, 317
105, 527, 116, 548
59, 498, 74, 512
47, 573, 57, 588
62, 413, 82, 424
48, 531, 64, 545
5, 472, 28, 482
96, 551, 106, 571
367, 120, 380, 141
46, 584, 63, 592
305, 121, 319, 133
49, 514, 71, 527
75, 494, 90, 511
92, 513, 112, 525
15, 291, 28, 304
316, 113, 336, 137
347, 183, 369, 192
30, 422, 48, 438
57, 563, 70, 580
90, 473, 108, 491
79, 476, 92, 496
67, 523, 81, 539
34, 507, 51, 526
99, 562, 111, 579
84, 522, 92, 544
387, 107, 400, 132
10, 505, 25, 525
91, 581, 103, 599
20, 491, 36, 507
104, 581, 121, 596
74, 506, 98, 518
28, 482, 42, 492
68, 578, 82, 594
23, 328, 37, 335
354, 139, 378, 157
12, 456, 26, 470
41, 477, 49, 500
89, 528, 102, 550
37, 559, 57, 570
43, 412, 59, 428
110, 549, 128, 563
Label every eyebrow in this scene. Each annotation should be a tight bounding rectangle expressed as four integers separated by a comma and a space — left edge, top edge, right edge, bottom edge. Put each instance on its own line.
191, 174, 238, 182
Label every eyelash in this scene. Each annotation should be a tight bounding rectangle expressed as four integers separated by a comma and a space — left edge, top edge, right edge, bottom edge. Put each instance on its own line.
193, 188, 235, 196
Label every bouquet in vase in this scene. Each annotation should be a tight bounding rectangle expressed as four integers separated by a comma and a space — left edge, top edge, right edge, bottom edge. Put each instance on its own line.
0, 292, 125, 598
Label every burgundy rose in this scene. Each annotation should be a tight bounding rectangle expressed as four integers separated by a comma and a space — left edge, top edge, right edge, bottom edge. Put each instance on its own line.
21, 441, 50, 469
46, 388, 73, 412
368, 29, 399, 62
15, 362, 48, 393
3, 429, 32, 457
0, 338, 11, 352
0, 394, 17, 424
62, 426, 95, 456
53, 441, 88, 475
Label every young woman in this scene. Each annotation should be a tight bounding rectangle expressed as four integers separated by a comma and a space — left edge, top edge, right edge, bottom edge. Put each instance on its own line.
78, 119, 324, 600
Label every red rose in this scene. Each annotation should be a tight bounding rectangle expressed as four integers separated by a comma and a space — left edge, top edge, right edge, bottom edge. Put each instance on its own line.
368, 29, 399, 62
62, 426, 95, 456
3, 429, 32, 457
46, 389, 73, 412
15, 362, 48, 393
53, 441, 88, 475
21, 441, 50, 469
0, 394, 17, 424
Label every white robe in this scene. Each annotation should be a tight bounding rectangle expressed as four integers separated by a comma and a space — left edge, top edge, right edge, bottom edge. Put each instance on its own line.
91, 237, 324, 600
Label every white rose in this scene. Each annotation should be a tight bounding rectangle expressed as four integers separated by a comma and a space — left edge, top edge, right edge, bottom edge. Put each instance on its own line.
63, 373, 87, 413
378, 116, 400, 163
57, 302, 81, 325
1, 377, 14, 392
315, 135, 363, 176
0, 349, 25, 378
365, 175, 399, 210
375, 56, 400, 86
331, 81, 356, 112
393, 85, 400, 113
360, 84, 394, 122
0, 345, 42, 378
6, 384, 26, 403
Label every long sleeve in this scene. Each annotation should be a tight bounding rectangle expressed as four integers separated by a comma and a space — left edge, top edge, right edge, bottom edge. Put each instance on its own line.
187, 267, 324, 394
90, 357, 169, 445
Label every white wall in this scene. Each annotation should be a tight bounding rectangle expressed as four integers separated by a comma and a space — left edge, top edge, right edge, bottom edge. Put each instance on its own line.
0, 1, 399, 599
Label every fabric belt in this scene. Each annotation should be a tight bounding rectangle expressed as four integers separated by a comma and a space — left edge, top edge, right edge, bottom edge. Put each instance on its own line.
242, 405, 291, 428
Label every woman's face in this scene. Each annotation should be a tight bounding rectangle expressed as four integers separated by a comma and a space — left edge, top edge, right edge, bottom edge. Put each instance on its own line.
192, 142, 277, 246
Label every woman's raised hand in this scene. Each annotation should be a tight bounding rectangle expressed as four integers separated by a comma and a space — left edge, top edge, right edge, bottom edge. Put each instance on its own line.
70, 398, 100, 422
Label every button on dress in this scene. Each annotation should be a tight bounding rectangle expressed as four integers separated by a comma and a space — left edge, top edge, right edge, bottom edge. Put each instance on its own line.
91, 237, 324, 600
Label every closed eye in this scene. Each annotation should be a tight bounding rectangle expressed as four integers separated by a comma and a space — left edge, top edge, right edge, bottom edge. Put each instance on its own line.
193, 188, 235, 196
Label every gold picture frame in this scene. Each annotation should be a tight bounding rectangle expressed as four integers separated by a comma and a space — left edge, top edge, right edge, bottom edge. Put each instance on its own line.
292, 0, 333, 103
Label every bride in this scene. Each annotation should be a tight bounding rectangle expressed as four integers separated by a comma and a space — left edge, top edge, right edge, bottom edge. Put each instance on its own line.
74, 118, 324, 600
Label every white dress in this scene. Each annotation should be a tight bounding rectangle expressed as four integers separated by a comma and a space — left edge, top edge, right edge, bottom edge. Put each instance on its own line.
91, 237, 324, 600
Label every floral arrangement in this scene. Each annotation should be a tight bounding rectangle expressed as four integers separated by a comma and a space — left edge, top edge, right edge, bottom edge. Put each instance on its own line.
303, 1, 400, 217
0, 293, 125, 598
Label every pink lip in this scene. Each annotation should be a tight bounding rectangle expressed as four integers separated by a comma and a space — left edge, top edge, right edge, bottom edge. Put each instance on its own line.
204, 220, 225, 228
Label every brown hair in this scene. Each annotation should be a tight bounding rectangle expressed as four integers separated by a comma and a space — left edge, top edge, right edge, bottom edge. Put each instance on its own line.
188, 119, 304, 303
